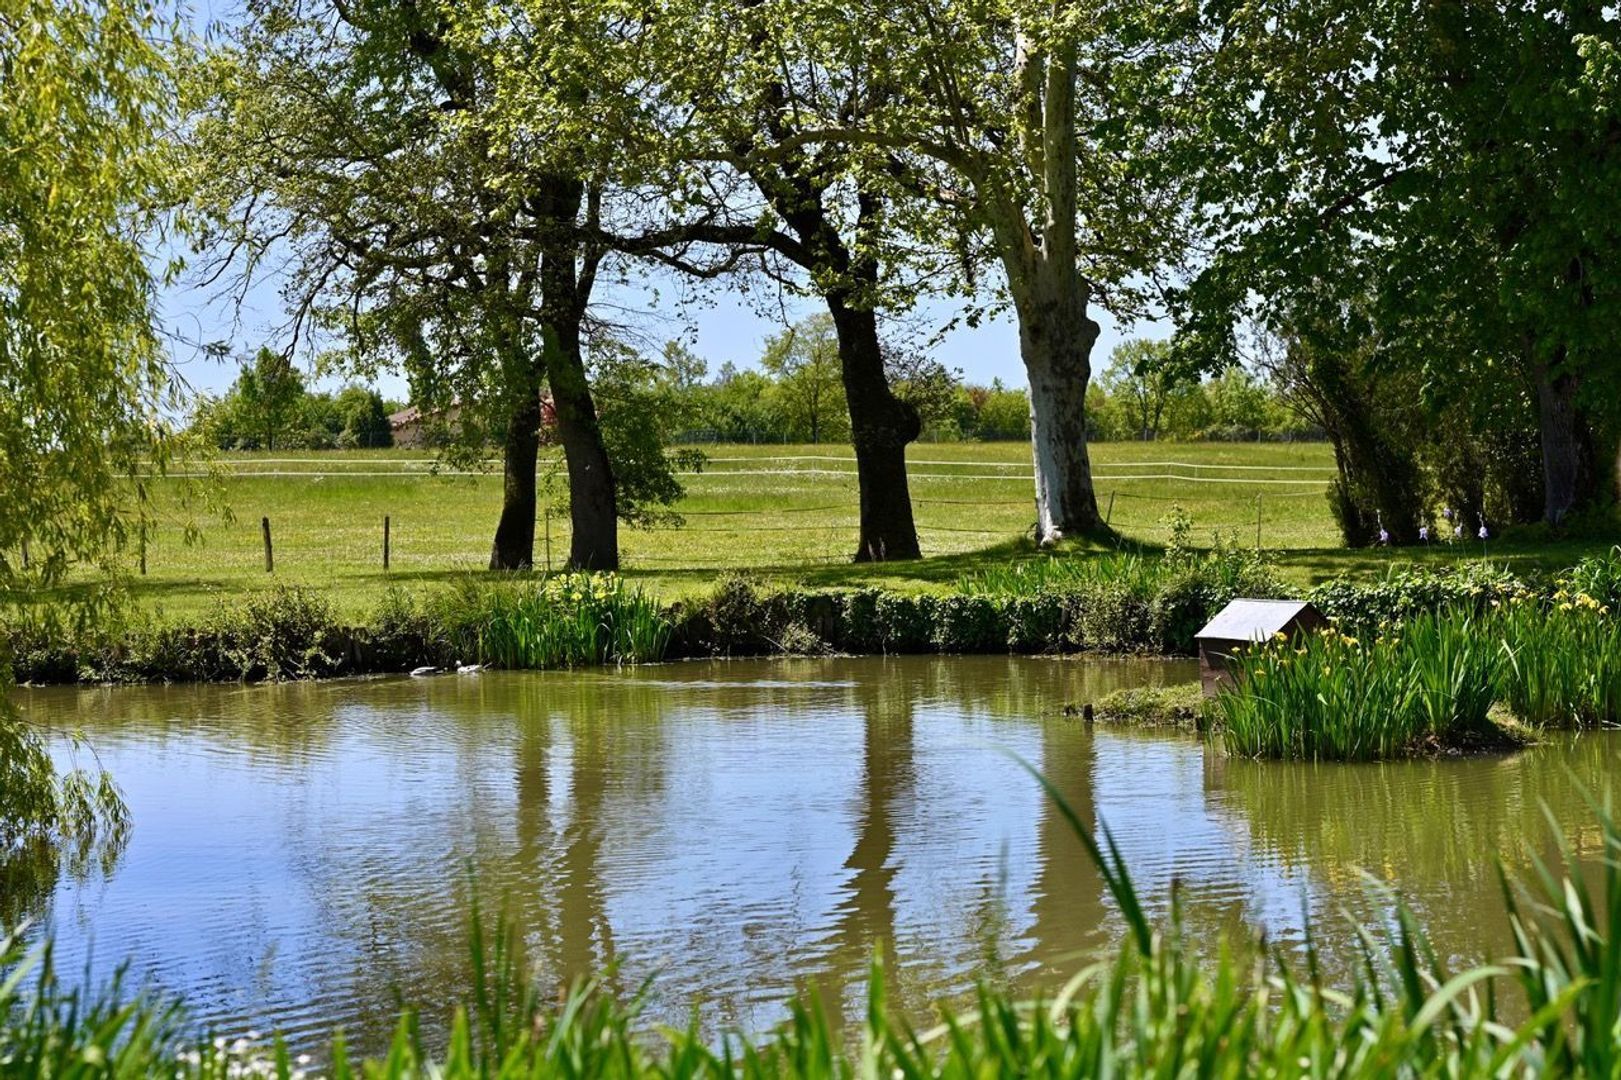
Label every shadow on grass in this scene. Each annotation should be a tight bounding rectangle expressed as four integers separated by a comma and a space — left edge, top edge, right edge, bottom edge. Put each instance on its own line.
617, 530, 1171, 591
1272, 536, 1614, 586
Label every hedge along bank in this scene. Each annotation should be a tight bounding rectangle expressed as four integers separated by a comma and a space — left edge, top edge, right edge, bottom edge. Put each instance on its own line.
3, 550, 1616, 686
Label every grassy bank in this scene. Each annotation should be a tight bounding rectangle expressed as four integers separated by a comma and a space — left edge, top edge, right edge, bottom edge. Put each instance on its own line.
3, 539, 1293, 682
10, 776, 1621, 1076
41, 441, 1617, 619
8, 550, 1615, 685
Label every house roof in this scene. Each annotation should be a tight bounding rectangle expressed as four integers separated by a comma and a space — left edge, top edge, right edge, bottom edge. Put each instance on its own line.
388, 406, 421, 427
1195, 599, 1321, 643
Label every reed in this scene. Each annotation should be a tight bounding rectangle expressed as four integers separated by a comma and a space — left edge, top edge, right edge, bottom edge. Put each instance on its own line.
1497, 592, 1621, 728
435, 573, 671, 669
1218, 611, 1503, 760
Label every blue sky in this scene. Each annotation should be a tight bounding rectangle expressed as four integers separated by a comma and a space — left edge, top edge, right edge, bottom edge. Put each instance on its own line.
159, 262, 1151, 403
163, 0, 1164, 405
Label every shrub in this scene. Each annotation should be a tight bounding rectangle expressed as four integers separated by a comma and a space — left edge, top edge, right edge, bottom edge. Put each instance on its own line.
1306, 562, 1531, 635
1564, 546, 1621, 608
216, 586, 344, 680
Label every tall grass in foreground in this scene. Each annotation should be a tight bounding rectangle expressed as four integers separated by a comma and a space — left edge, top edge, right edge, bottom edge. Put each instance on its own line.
436, 574, 670, 669
1218, 612, 1503, 760
11, 772, 1621, 1076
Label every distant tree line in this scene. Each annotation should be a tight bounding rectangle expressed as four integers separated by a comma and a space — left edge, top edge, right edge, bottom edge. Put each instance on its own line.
650, 320, 1316, 445
191, 348, 397, 450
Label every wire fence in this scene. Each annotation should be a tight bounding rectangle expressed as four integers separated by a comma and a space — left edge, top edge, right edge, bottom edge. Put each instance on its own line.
135, 451, 1339, 575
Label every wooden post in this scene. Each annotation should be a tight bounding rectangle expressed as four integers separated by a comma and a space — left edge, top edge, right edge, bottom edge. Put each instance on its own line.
544, 505, 552, 574
383, 515, 390, 570
1255, 495, 1263, 551
20, 539, 28, 569
1105, 491, 1116, 526
262, 516, 274, 573
139, 532, 147, 576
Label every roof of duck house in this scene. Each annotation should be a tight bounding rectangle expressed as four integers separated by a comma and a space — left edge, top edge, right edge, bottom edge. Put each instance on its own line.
1195, 599, 1323, 644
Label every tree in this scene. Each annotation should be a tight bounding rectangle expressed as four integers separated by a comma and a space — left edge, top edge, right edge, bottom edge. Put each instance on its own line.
884, 342, 962, 435
1100, 339, 1182, 441
659, 341, 709, 394
188, 0, 626, 570
1177, 0, 1621, 526
2, 0, 173, 881
636, 9, 931, 560
748, 0, 1196, 541
333, 386, 393, 449
760, 316, 849, 444
236, 348, 306, 451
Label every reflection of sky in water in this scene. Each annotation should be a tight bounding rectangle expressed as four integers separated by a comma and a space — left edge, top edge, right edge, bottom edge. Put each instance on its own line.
19, 658, 1621, 1055
1093, 733, 1319, 945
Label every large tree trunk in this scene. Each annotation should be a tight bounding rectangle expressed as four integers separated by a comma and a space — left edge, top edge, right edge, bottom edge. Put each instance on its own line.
826, 295, 922, 563
768, 186, 922, 562
535, 175, 618, 572
545, 323, 618, 571
1014, 275, 1104, 541
1534, 354, 1597, 526
489, 392, 541, 569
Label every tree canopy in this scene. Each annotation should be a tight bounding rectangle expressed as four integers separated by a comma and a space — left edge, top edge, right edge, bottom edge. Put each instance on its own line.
1, 0, 177, 875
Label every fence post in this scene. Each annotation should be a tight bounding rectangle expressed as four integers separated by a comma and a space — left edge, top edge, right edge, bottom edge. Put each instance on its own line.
544, 505, 552, 574
1105, 491, 1116, 526
383, 515, 390, 570
20, 539, 28, 569
1255, 495, 1263, 551
139, 532, 147, 576
262, 516, 274, 573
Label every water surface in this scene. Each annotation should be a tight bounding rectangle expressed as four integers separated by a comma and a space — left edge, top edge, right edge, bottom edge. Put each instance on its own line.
13, 657, 1618, 1052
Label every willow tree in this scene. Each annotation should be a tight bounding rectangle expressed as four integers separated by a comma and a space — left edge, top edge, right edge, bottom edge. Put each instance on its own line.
745, 0, 1194, 542
2, 0, 174, 867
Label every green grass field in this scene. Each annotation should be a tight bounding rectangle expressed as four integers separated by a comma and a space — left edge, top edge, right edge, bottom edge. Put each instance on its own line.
116, 441, 1613, 617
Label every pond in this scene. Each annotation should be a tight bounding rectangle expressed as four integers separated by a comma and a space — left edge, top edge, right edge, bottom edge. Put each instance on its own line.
12, 656, 1619, 1053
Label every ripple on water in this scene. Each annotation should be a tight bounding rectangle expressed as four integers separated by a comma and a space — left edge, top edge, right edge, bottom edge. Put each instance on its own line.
17, 657, 1621, 1054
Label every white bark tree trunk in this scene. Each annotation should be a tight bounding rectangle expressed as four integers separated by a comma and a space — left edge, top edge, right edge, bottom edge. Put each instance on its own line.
1016, 270, 1103, 540
1000, 24, 1105, 542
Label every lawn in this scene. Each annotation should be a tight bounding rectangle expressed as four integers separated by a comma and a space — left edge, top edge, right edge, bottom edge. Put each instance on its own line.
112, 441, 1612, 618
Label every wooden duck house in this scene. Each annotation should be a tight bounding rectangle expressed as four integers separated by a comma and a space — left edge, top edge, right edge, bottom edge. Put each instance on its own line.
1194, 599, 1328, 695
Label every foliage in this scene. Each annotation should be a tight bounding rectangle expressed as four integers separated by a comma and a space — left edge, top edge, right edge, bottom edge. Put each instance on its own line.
435, 574, 671, 669
1564, 546, 1621, 609
1091, 682, 1205, 728
1306, 562, 1534, 636
1, 0, 186, 884
571, 340, 706, 528
192, 364, 394, 451
757, 316, 848, 445
1217, 612, 1507, 761
1178, 0, 1621, 525
1497, 591, 1621, 728
1098, 339, 1187, 441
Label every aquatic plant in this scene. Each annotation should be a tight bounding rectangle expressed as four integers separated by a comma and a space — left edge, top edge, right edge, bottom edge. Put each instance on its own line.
436, 573, 671, 669
1497, 591, 1621, 728
1564, 545, 1621, 608
1217, 611, 1503, 760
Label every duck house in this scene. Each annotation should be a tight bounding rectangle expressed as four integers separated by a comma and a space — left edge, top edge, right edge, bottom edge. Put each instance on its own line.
1194, 599, 1328, 696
